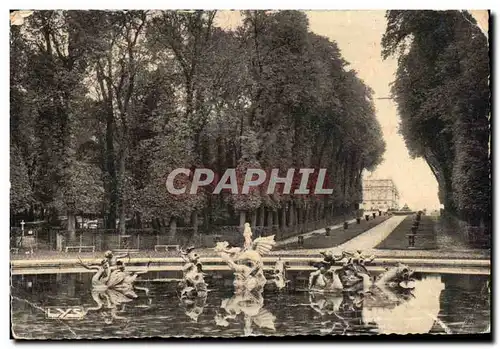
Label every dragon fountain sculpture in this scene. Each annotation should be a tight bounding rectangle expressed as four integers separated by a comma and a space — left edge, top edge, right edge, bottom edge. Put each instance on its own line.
214, 223, 276, 292
308, 250, 415, 293
177, 246, 208, 299
269, 258, 289, 290
212, 224, 278, 335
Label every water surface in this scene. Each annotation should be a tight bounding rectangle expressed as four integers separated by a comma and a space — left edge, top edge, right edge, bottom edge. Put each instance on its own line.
10, 271, 490, 339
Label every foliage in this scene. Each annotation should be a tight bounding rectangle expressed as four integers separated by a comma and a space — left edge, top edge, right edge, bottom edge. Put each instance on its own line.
10, 145, 34, 213
382, 10, 490, 225
11, 10, 386, 230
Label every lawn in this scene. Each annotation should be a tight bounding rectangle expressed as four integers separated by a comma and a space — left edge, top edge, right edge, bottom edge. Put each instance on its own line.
375, 215, 438, 250
275, 215, 390, 250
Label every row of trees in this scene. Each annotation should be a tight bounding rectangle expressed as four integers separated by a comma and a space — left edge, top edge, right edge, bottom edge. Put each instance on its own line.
382, 11, 490, 235
11, 10, 385, 236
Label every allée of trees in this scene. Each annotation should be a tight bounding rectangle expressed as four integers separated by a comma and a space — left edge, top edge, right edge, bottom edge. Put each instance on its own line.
382, 10, 491, 239
10, 10, 385, 238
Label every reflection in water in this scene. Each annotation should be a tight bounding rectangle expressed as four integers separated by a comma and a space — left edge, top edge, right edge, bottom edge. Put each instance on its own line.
10, 271, 490, 339
215, 289, 276, 336
438, 274, 490, 334
87, 288, 135, 323
180, 293, 207, 322
78, 256, 151, 324
309, 291, 374, 335
363, 275, 446, 334
308, 275, 450, 335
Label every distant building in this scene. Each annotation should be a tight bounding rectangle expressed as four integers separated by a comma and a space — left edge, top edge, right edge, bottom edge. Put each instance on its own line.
362, 178, 400, 212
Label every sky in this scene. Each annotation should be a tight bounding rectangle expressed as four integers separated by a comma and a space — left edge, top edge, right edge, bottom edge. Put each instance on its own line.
216, 11, 445, 210
303, 11, 442, 211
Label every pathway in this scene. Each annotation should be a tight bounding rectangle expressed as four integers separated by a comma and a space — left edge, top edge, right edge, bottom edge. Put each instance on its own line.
275, 218, 357, 247
332, 215, 407, 251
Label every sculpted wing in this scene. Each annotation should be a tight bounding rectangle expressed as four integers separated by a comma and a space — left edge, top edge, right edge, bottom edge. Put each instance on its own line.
251, 235, 276, 255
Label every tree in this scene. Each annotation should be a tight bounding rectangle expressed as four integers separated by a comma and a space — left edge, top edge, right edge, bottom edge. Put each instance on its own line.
12, 11, 101, 237
85, 10, 148, 233
382, 10, 490, 238
10, 10, 387, 239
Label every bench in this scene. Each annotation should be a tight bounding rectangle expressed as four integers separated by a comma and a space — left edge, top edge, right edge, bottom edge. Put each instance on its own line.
155, 245, 180, 252
65, 245, 95, 253
112, 249, 139, 253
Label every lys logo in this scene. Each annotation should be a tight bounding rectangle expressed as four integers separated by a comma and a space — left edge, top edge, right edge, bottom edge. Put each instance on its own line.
45, 306, 85, 320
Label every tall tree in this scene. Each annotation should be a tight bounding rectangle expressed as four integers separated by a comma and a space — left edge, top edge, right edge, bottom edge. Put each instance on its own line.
382, 10, 490, 238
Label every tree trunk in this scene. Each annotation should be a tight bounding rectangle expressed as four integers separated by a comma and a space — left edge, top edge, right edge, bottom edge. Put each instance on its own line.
117, 145, 127, 235
288, 202, 294, 227
273, 210, 279, 238
251, 211, 257, 228
119, 211, 126, 235
136, 212, 142, 229
280, 207, 286, 229
258, 206, 265, 227
239, 211, 246, 227
267, 209, 273, 227
56, 232, 64, 252
169, 217, 177, 238
191, 211, 198, 235
67, 211, 76, 244
273, 211, 278, 227
103, 93, 117, 231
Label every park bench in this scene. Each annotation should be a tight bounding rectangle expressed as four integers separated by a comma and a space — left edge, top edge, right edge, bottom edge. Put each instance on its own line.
112, 248, 140, 255
154, 244, 180, 252
65, 245, 95, 253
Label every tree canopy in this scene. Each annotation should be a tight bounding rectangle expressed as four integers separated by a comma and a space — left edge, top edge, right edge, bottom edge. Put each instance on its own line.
382, 10, 490, 228
11, 10, 385, 233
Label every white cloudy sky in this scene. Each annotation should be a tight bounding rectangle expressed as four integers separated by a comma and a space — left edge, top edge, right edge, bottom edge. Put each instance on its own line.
216, 10, 489, 211
303, 11, 441, 211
